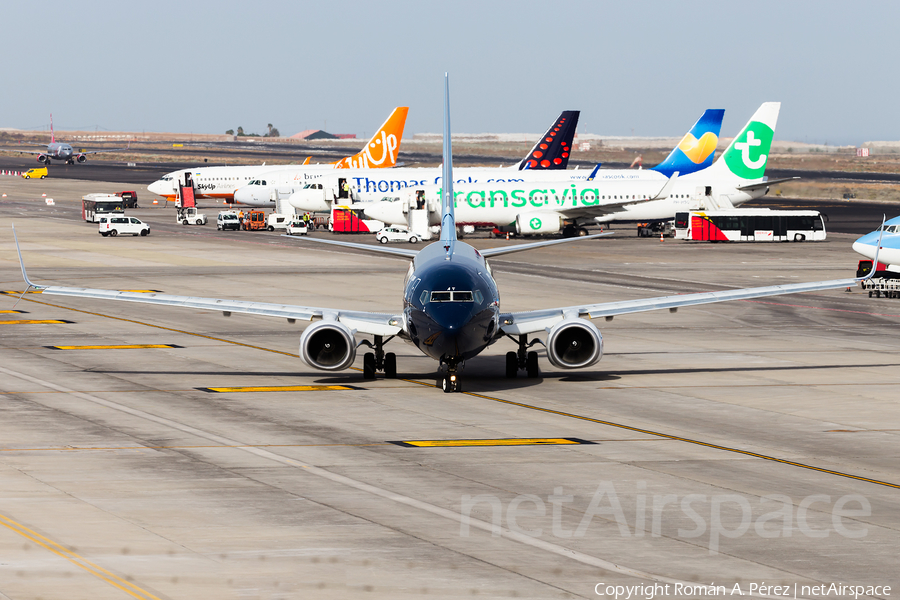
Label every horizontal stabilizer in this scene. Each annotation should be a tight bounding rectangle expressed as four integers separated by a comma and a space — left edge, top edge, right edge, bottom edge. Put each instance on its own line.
281, 235, 418, 258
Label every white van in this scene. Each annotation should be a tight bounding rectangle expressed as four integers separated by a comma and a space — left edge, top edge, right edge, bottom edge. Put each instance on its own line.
266, 213, 289, 232
98, 216, 150, 237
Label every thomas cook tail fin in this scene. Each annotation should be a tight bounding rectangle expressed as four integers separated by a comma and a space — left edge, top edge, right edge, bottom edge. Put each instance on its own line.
332, 107, 409, 169
651, 109, 724, 177
518, 111, 580, 170
703, 102, 780, 182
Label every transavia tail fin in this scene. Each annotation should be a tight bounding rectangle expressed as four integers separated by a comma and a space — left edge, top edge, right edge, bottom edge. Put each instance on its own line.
332, 106, 409, 169
651, 109, 724, 177
706, 102, 780, 181
518, 111, 579, 170
440, 74, 457, 248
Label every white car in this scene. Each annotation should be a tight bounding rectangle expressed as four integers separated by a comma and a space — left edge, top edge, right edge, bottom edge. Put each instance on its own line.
375, 226, 418, 244
216, 211, 241, 231
98, 216, 150, 237
285, 219, 309, 236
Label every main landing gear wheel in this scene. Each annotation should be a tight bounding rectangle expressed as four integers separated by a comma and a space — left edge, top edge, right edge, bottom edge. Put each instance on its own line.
506, 335, 543, 379
359, 335, 398, 380
363, 352, 376, 379
505, 351, 518, 378
384, 352, 397, 378
526, 351, 540, 378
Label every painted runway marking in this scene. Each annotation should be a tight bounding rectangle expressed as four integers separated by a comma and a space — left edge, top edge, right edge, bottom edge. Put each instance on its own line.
0, 513, 162, 600
0, 319, 72, 325
200, 384, 358, 393
47, 344, 182, 350
25, 295, 900, 490
389, 437, 594, 448
0, 290, 42, 295
0, 309, 27, 313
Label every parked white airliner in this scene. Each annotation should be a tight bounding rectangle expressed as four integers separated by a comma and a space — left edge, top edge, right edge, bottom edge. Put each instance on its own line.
13, 76, 879, 393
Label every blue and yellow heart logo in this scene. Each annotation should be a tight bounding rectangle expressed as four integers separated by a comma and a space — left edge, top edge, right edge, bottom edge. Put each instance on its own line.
677, 132, 718, 164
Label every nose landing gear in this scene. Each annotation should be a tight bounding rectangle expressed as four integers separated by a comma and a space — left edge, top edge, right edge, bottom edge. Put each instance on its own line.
438, 359, 462, 393
359, 335, 397, 379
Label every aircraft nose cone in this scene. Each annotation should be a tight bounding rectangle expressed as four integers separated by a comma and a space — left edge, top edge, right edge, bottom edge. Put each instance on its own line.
147, 181, 164, 195
852, 240, 875, 259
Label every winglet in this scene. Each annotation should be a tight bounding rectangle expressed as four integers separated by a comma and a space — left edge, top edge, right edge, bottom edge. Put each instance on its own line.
651, 172, 680, 200
11, 224, 45, 307
440, 73, 457, 250
861, 215, 887, 281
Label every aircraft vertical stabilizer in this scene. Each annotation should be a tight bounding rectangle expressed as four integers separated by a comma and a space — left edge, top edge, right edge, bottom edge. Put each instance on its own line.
518, 111, 580, 170
440, 74, 457, 247
651, 109, 724, 177
704, 102, 780, 181
332, 107, 409, 169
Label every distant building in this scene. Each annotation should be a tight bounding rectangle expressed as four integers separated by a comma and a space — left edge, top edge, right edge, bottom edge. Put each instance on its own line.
290, 130, 357, 141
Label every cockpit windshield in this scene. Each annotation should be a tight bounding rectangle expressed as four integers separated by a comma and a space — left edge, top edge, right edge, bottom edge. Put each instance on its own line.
429, 291, 474, 303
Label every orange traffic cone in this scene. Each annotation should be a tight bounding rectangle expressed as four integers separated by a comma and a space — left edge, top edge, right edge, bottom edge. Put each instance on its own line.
659, 233, 664, 242
506, 231, 510, 241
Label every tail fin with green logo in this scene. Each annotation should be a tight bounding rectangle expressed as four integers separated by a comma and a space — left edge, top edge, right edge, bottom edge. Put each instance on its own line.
704, 102, 780, 181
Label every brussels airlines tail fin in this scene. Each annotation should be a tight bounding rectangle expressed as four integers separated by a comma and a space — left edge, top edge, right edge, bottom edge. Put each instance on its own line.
651, 109, 724, 177
332, 106, 409, 169
703, 102, 780, 182
518, 111, 580, 170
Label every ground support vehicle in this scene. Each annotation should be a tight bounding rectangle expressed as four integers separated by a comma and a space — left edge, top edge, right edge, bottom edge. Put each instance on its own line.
266, 214, 289, 232
22, 167, 48, 179
674, 209, 826, 242
285, 219, 309, 236
177, 207, 208, 226
98, 216, 150, 237
117, 191, 139, 208
857, 260, 900, 298
82, 194, 125, 222
241, 210, 267, 231
376, 226, 418, 244
637, 221, 675, 238
217, 211, 241, 230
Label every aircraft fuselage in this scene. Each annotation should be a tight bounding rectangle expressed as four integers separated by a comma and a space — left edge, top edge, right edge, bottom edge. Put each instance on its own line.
402, 241, 500, 364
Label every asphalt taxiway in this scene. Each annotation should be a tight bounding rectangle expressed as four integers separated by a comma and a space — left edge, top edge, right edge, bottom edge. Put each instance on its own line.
0, 177, 898, 599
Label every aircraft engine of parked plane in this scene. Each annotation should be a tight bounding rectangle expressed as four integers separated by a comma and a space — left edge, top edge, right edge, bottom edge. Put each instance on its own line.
298, 320, 358, 371
516, 212, 563, 235
545, 319, 603, 369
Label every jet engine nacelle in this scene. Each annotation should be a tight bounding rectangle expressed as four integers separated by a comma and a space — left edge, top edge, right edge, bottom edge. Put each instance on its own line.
76, 154, 87, 163
299, 320, 357, 371
37, 154, 48, 163
516, 212, 562, 235
546, 319, 603, 369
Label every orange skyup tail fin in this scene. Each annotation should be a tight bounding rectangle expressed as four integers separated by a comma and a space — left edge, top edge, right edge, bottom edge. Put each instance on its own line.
332, 107, 408, 169
302, 156, 311, 165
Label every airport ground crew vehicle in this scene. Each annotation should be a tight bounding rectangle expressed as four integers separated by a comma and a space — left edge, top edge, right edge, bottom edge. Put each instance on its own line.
242, 210, 267, 231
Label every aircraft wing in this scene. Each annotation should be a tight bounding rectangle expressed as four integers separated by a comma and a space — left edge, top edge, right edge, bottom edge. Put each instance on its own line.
499, 276, 859, 335
79, 147, 128, 155
13, 227, 401, 337
282, 235, 420, 258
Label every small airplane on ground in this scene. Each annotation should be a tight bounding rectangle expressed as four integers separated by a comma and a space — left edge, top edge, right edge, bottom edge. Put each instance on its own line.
12, 76, 882, 393
12, 114, 126, 165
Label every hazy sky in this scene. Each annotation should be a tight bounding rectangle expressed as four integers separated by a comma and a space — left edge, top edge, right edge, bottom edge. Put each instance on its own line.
1, 1, 897, 145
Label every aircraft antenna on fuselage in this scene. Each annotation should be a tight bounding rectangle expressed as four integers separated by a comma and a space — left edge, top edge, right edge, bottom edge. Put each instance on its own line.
440, 73, 457, 249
